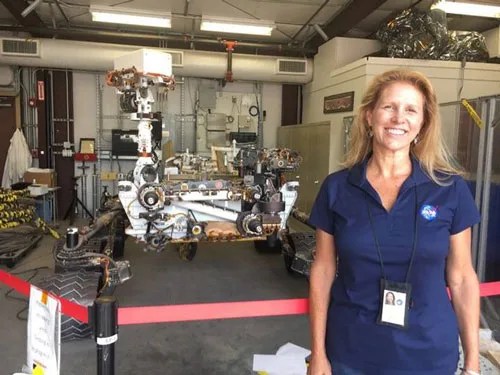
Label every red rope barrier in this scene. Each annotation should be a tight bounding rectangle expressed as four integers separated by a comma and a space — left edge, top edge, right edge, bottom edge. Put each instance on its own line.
117, 298, 309, 325
1, 269, 500, 326
0, 269, 89, 323
479, 281, 500, 297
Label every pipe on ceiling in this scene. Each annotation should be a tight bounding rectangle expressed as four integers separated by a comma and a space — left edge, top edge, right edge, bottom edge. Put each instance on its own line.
291, 0, 330, 40
0, 24, 316, 56
21, 0, 43, 18
313, 24, 329, 41
0, 38, 313, 83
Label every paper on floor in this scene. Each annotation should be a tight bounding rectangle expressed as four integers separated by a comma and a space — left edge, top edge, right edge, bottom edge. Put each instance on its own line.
252, 342, 310, 375
276, 342, 311, 358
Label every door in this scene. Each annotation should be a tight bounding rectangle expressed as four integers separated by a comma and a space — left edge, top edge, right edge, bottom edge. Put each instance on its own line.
278, 122, 330, 213
36, 70, 75, 218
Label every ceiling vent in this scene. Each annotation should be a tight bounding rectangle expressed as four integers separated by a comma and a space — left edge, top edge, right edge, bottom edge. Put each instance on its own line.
1, 38, 40, 57
276, 58, 307, 75
165, 50, 184, 67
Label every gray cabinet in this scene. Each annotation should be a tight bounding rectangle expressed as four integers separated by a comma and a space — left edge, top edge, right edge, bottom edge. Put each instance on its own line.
278, 122, 330, 214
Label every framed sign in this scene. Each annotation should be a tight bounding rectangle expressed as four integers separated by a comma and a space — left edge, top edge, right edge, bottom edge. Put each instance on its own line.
323, 91, 355, 114
79, 138, 95, 154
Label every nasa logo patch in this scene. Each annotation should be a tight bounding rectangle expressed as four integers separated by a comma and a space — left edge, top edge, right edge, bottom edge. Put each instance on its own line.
420, 205, 438, 221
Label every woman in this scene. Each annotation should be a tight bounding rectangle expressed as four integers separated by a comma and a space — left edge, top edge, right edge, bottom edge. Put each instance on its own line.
308, 69, 480, 375
384, 291, 396, 306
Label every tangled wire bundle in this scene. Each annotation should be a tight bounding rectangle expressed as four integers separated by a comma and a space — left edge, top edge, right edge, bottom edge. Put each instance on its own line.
0, 224, 43, 255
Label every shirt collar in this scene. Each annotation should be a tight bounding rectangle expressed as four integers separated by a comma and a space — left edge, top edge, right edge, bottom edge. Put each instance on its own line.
347, 154, 431, 190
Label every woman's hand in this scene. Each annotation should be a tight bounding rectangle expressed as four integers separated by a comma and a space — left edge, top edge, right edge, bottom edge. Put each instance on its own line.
460, 369, 480, 375
307, 353, 332, 375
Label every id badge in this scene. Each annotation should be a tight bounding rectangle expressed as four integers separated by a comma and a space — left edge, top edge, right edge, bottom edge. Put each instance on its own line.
377, 279, 412, 329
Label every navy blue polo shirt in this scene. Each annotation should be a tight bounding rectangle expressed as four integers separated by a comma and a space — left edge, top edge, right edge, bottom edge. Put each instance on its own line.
309, 157, 480, 375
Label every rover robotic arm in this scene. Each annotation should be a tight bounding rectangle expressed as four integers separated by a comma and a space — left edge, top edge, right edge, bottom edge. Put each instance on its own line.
106, 64, 175, 186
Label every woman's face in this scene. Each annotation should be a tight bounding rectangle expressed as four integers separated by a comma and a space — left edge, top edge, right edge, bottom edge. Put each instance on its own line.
366, 81, 424, 156
386, 293, 394, 304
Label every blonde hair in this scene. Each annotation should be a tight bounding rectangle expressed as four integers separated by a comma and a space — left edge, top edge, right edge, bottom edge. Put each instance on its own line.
343, 68, 462, 184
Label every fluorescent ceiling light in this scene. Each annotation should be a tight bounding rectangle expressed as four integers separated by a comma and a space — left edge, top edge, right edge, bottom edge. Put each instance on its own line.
200, 16, 275, 36
90, 5, 171, 28
431, 0, 500, 18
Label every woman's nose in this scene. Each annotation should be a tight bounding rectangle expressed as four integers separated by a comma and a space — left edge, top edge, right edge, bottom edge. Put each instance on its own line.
392, 108, 405, 123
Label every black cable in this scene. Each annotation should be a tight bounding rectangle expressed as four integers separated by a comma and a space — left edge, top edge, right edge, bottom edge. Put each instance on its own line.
115, 155, 122, 173
0, 225, 44, 255
151, 149, 159, 164
4, 266, 51, 321
187, 209, 198, 223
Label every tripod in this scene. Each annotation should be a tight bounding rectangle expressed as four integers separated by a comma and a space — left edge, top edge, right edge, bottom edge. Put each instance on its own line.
63, 176, 94, 225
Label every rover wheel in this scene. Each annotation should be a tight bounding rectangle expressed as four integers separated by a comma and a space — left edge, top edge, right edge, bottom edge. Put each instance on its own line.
254, 232, 281, 253
283, 252, 295, 273
36, 269, 101, 341
178, 242, 198, 261
111, 214, 127, 259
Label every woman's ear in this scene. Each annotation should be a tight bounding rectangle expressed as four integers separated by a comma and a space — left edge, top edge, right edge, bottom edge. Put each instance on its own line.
366, 110, 372, 128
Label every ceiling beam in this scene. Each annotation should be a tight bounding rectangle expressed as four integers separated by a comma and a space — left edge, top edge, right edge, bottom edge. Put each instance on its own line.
0, 0, 45, 28
306, 0, 387, 52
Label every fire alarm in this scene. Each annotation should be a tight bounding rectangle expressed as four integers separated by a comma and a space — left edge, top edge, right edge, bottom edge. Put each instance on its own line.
28, 98, 36, 107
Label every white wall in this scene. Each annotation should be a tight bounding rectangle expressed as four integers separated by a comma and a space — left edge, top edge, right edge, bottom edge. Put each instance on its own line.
74, 73, 282, 152
303, 63, 366, 172
303, 50, 500, 175
262, 83, 282, 148
73, 71, 282, 202
364, 58, 500, 157
484, 26, 500, 58
364, 58, 500, 101
303, 37, 382, 171
74, 74, 282, 145
201, 80, 281, 149
309, 37, 381, 94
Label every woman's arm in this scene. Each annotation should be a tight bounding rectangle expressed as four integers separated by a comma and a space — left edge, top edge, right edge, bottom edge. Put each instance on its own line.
446, 227, 480, 373
308, 228, 337, 375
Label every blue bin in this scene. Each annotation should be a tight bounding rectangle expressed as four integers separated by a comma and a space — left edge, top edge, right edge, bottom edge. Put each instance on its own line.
35, 197, 53, 223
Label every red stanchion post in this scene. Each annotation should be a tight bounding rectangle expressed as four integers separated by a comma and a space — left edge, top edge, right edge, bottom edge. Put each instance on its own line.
90, 296, 118, 375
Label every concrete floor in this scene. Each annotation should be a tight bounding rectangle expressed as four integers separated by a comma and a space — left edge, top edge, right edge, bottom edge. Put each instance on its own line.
1, 219, 499, 374
0, 221, 310, 375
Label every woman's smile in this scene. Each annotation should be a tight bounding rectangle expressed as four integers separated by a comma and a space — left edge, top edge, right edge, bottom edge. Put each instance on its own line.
367, 81, 424, 155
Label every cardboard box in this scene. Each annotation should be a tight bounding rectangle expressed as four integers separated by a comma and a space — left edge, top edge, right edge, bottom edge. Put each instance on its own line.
24, 168, 57, 187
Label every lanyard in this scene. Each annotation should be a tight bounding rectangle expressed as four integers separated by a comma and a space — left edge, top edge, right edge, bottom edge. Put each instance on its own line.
366, 185, 419, 283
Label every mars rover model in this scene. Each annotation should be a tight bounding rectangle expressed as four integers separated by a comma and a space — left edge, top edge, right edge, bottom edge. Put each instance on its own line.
41, 50, 313, 340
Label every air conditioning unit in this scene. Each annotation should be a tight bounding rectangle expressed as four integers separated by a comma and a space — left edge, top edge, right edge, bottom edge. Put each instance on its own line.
1, 38, 40, 57
164, 50, 184, 67
276, 58, 307, 75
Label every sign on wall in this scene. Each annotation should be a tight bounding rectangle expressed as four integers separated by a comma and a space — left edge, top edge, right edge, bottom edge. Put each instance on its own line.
323, 91, 354, 114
